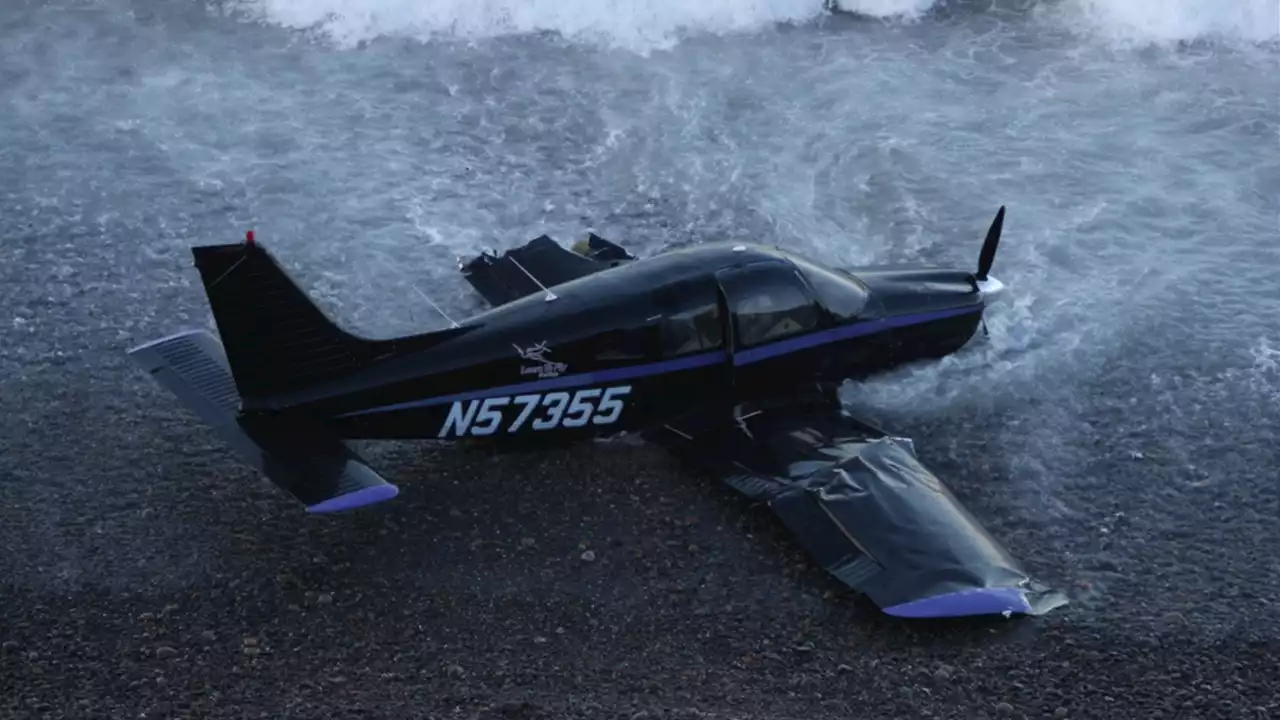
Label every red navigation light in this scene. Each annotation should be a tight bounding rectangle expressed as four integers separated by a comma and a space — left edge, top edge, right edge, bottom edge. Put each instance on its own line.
245, 230, 255, 246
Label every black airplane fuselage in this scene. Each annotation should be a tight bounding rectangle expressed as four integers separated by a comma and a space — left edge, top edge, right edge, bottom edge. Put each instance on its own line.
238, 242, 991, 444
129, 211, 1066, 621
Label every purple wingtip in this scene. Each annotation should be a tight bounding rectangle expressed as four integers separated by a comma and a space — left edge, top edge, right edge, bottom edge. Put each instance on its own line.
306, 484, 400, 514
882, 587, 1034, 619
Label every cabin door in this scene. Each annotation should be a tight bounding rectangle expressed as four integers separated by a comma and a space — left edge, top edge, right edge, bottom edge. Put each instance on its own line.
714, 260, 826, 398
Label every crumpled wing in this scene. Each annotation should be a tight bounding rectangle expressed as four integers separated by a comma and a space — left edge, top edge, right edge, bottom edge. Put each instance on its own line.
459, 233, 635, 307
649, 387, 1067, 619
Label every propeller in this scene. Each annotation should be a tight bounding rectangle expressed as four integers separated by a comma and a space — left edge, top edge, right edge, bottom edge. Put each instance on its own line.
975, 205, 1005, 282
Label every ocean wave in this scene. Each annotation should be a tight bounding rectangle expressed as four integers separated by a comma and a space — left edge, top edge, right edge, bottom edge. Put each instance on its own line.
225, 0, 1279, 52
223, 0, 824, 52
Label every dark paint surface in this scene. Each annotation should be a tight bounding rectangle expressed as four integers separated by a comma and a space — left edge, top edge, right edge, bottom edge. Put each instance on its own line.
3, 1, 1277, 716
128, 222, 1031, 616
652, 387, 1067, 618
192, 229, 992, 441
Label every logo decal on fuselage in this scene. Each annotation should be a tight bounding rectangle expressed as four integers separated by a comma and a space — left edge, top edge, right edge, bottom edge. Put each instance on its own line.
515, 341, 568, 379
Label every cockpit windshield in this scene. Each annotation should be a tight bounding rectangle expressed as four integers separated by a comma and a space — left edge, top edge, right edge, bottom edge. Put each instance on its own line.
787, 256, 872, 321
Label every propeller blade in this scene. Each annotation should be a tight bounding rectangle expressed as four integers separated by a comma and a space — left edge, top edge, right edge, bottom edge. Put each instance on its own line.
976, 205, 1005, 282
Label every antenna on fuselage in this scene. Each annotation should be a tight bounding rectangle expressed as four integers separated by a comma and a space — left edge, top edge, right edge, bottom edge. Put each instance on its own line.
505, 255, 558, 302
413, 286, 461, 328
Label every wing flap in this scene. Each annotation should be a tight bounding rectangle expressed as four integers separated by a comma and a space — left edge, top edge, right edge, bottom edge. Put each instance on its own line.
459, 233, 634, 307
652, 389, 1067, 618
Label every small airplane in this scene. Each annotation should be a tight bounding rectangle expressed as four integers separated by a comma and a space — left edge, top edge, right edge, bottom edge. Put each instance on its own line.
127, 206, 1067, 619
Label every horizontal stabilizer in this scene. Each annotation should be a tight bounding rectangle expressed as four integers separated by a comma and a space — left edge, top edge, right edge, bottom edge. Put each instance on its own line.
128, 330, 398, 513
652, 390, 1067, 619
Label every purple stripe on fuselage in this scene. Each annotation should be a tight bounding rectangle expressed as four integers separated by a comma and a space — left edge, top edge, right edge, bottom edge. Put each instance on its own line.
337, 305, 983, 417
733, 304, 982, 366
336, 349, 726, 417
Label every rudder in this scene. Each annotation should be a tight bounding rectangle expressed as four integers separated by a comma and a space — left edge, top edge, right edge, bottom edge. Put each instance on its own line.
192, 232, 372, 402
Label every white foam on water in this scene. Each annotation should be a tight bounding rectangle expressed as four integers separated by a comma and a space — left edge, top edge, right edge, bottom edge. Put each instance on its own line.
830, 0, 936, 19
226, 0, 826, 53
230, 0, 1280, 52
1054, 0, 1280, 45
1240, 335, 1280, 401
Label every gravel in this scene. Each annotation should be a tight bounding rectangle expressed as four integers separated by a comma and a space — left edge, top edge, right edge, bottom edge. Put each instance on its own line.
1, 359, 1276, 719
1, 7, 1276, 712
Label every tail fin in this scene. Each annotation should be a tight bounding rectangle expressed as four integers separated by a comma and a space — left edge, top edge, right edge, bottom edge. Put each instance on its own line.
191, 232, 377, 401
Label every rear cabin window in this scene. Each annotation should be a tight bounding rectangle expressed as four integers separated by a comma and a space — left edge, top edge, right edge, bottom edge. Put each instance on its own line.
720, 261, 821, 348
661, 300, 722, 357
651, 279, 724, 358
593, 325, 659, 363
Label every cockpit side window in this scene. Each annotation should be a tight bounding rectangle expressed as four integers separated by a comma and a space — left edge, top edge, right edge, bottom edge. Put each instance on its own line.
718, 261, 822, 348
788, 256, 871, 321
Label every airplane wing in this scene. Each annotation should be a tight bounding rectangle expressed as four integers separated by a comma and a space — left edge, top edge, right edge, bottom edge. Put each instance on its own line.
459, 233, 635, 307
646, 384, 1068, 619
